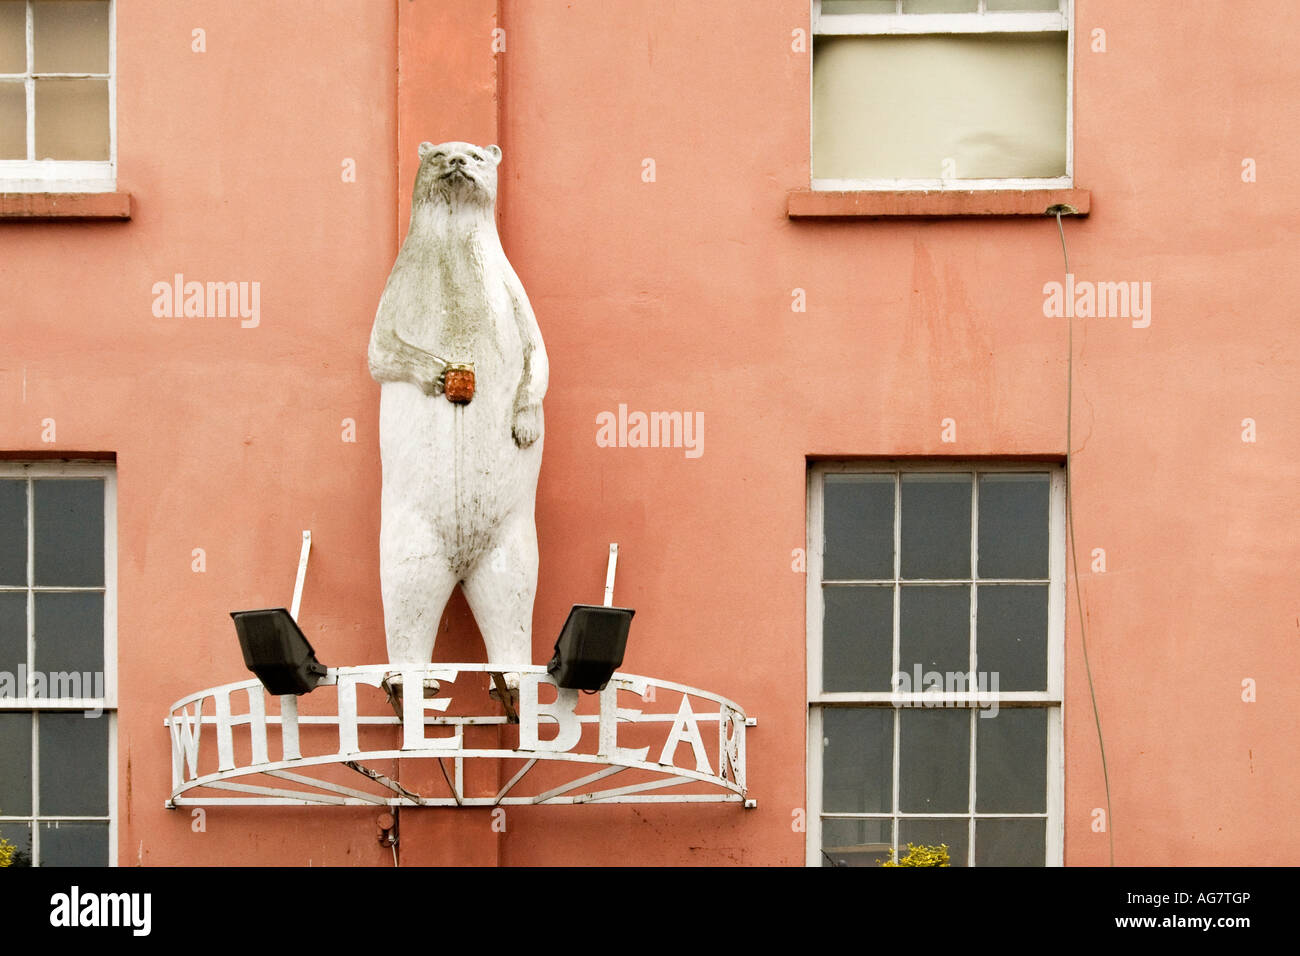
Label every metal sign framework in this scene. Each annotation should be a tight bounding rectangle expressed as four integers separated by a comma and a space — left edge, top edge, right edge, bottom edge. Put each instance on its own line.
168, 536, 752, 809
165, 664, 753, 809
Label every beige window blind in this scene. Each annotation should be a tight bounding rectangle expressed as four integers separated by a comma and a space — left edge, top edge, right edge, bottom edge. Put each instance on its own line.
813, 31, 1068, 182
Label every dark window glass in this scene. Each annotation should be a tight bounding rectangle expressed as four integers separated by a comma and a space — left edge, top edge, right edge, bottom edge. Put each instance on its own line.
976, 707, 1047, 813
37, 821, 109, 867
823, 585, 894, 691
975, 817, 1046, 866
39, 712, 109, 816
33, 592, 103, 679
899, 708, 969, 813
901, 474, 971, 579
976, 584, 1048, 691
820, 817, 892, 867
33, 479, 103, 587
822, 707, 893, 814
977, 473, 1049, 579
0, 712, 33, 815
823, 474, 894, 579
0, 591, 26, 677
900, 584, 970, 677
0, 480, 26, 586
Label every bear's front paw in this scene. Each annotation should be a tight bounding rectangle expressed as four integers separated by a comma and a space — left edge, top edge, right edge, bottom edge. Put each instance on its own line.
420, 365, 447, 397
512, 403, 542, 447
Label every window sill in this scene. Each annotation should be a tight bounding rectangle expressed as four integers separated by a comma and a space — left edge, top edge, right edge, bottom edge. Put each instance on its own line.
787, 188, 1090, 220
0, 192, 132, 221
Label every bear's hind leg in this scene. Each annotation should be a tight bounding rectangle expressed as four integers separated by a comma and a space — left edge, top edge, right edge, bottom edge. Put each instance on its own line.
461, 508, 539, 698
380, 522, 460, 667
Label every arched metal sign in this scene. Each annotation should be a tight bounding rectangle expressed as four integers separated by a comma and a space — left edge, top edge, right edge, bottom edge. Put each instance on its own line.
165, 664, 752, 808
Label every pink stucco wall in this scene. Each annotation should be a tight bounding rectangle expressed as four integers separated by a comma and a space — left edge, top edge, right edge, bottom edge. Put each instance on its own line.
0, 0, 1293, 866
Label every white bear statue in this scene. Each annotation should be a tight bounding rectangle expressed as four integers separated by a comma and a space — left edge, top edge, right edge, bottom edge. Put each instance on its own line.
368, 140, 547, 702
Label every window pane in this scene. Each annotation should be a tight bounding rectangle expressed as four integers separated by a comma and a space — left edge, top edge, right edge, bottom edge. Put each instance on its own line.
0, 591, 26, 677
903, 0, 978, 11
32, 0, 109, 73
0, 80, 24, 160
977, 473, 1049, 578
813, 34, 1068, 180
0, 820, 32, 866
823, 585, 893, 692
34, 77, 108, 160
898, 818, 967, 867
899, 708, 968, 812
975, 817, 1046, 866
823, 474, 893, 580
38, 712, 108, 815
0, 479, 25, 585
38, 820, 108, 866
976, 584, 1047, 691
0, 2, 24, 74
0, 712, 33, 815
33, 479, 103, 587
899, 585, 969, 677
900, 474, 970, 578
976, 707, 1047, 813
822, 707, 892, 813
821, 817, 892, 867
33, 592, 103, 678
986, 0, 1059, 10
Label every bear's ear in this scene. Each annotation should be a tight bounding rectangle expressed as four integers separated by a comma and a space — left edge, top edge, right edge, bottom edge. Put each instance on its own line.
418, 141, 437, 161
486, 144, 502, 164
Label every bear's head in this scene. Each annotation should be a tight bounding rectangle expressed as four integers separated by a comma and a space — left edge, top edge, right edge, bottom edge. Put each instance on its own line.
413, 140, 501, 211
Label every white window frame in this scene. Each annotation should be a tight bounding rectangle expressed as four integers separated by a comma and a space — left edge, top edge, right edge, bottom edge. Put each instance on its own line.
805, 460, 1064, 867
0, 0, 117, 192
810, 0, 1074, 192
0, 460, 118, 867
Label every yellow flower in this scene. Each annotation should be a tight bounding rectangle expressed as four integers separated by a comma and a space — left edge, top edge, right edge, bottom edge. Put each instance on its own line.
879, 842, 951, 867
0, 809, 15, 867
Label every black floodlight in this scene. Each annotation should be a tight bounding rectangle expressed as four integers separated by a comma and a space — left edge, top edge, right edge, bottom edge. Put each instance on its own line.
547, 604, 634, 692
231, 608, 327, 695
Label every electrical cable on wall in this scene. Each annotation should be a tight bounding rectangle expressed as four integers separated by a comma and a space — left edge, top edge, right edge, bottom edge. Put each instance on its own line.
1050, 204, 1115, 867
